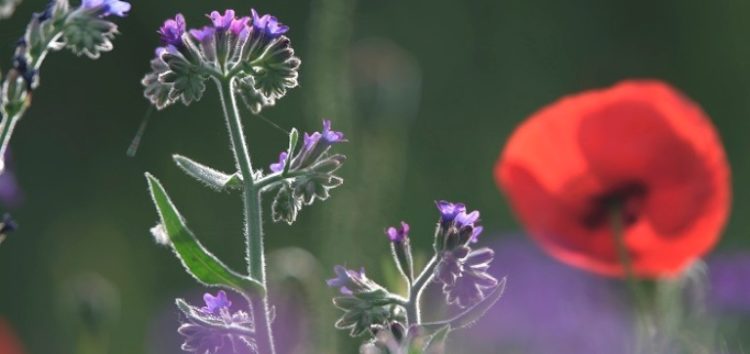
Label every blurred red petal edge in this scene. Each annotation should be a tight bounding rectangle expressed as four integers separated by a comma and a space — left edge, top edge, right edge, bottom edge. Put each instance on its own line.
0, 318, 25, 354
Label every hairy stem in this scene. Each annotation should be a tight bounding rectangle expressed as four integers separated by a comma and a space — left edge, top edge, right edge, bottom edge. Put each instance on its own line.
610, 207, 653, 354
406, 255, 438, 325
0, 24, 65, 172
216, 78, 276, 354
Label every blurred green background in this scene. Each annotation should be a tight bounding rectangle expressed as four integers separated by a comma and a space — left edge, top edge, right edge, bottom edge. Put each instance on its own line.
0, 0, 749, 353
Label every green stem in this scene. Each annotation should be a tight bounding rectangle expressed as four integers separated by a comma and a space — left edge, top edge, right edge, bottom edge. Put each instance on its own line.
215, 78, 276, 354
406, 255, 438, 325
610, 208, 653, 353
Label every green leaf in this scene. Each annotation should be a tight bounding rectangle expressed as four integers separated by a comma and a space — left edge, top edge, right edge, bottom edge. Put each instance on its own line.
173, 155, 241, 191
145, 173, 264, 297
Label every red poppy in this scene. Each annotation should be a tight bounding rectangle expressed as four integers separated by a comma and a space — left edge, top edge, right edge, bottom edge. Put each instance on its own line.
0, 318, 25, 354
494, 80, 731, 278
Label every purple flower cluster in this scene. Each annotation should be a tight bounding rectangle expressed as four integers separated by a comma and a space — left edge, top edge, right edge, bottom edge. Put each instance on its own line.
156, 8, 287, 50
81, 0, 131, 17
433, 201, 497, 307
436, 201, 484, 247
270, 120, 346, 173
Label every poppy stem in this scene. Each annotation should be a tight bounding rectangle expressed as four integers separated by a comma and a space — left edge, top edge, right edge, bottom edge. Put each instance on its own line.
610, 206, 654, 354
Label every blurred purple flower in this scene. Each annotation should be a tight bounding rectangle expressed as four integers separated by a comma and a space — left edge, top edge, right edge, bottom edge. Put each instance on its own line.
446, 236, 633, 354
709, 254, 750, 312
0, 151, 23, 208
81, 0, 131, 17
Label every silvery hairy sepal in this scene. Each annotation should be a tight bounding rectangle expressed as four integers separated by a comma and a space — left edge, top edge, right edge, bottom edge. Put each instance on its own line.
176, 296, 256, 354
270, 121, 347, 225
328, 266, 407, 337
142, 9, 300, 112
361, 322, 444, 354
329, 201, 506, 353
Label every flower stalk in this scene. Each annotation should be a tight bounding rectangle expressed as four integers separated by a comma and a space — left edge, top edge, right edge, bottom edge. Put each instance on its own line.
215, 77, 276, 353
610, 206, 655, 354
0, 0, 130, 172
142, 9, 347, 353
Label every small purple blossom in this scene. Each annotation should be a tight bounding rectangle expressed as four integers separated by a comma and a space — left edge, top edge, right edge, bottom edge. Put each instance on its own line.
436, 201, 467, 224
386, 222, 410, 243
230, 16, 251, 37
159, 14, 186, 46
321, 119, 346, 144
269, 151, 288, 173
251, 9, 289, 37
81, 0, 131, 17
201, 290, 232, 314
189, 26, 216, 42
327, 265, 376, 296
303, 131, 322, 151
209, 9, 235, 30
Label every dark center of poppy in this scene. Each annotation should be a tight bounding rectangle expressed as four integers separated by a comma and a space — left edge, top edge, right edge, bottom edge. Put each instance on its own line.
581, 182, 648, 230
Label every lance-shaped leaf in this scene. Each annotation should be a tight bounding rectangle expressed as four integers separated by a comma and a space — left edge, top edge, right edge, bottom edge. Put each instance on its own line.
173, 154, 242, 191
145, 173, 264, 297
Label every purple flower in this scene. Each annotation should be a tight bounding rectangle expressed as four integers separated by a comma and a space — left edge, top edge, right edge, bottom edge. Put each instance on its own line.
251, 9, 289, 37
269, 151, 288, 173
303, 131, 322, 151
436, 200, 484, 245
189, 26, 216, 42
230, 16, 251, 37
201, 290, 232, 314
209, 9, 235, 30
159, 14, 185, 46
321, 119, 346, 144
436, 201, 467, 224
386, 222, 410, 243
326, 265, 382, 296
81, 0, 131, 17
